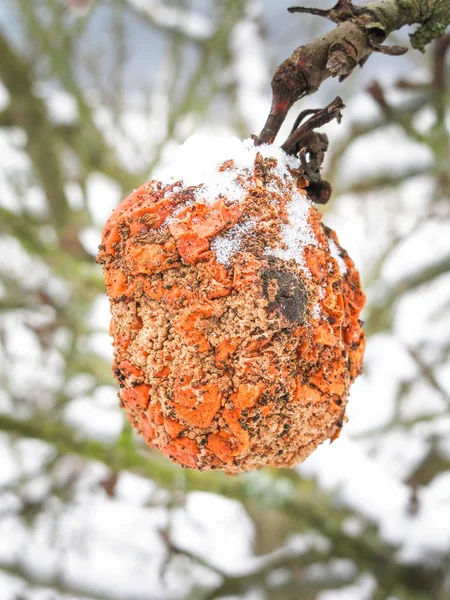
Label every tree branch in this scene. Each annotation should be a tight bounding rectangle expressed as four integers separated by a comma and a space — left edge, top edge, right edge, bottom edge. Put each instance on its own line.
0, 560, 120, 600
257, 0, 449, 144
15, 0, 141, 193
202, 550, 354, 600
0, 30, 70, 227
365, 253, 450, 334
410, 0, 450, 51
407, 346, 450, 407
0, 413, 444, 596
124, 0, 213, 43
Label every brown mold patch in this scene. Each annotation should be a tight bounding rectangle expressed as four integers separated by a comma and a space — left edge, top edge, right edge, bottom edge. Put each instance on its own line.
260, 262, 308, 326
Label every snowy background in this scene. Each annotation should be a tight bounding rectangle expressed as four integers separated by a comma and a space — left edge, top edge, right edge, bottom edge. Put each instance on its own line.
0, 1, 449, 599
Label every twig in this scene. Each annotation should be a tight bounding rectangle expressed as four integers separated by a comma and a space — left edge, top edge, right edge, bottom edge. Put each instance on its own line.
433, 33, 450, 92
282, 96, 345, 155
0, 560, 120, 600
256, 0, 447, 145
281, 96, 345, 203
407, 346, 450, 408
0, 31, 70, 227
335, 166, 431, 196
0, 412, 444, 596
365, 253, 450, 334
124, 0, 214, 43
410, 0, 450, 51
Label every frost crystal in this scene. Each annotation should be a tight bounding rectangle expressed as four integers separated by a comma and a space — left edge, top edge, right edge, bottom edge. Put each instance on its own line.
156, 135, 318, 270
211, 220, 256, 265
155, 135, 300, 207
329, 238, 348, 274
265, 188, 317, 273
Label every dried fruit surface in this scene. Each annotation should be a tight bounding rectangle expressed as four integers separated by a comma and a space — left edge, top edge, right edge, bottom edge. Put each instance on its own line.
98, 143, 365, 474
